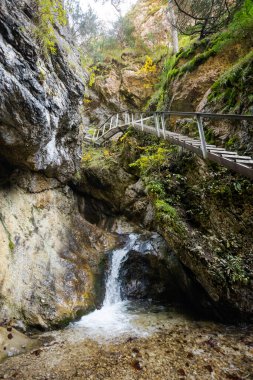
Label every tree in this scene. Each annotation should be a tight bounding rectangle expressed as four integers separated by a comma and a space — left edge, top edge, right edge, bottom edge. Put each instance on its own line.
167, 0, 179, 54
64, 0, 102, 42
171, 0, 244, 39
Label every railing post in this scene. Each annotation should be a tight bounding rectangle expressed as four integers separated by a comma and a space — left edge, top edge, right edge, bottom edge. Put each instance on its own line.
93, 128, 96, 141
196, 116, 207, 159
161, 113, 166, 139
132, 113, 134, 127
115, 113, 119, 128
154, 113, 160, 137
141, 113, 144, 131
109, 116, 113, 130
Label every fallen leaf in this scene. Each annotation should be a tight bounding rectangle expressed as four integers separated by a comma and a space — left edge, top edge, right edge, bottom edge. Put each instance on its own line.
177, 368, 186, 376
131, 360, 143, 370
204, 365, 213, 373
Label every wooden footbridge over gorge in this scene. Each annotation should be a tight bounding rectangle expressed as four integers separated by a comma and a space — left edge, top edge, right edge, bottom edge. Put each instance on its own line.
84, 111, 253, 180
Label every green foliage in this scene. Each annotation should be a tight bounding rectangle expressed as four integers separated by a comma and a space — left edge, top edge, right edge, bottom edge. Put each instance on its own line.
78, 14, 151, 65
67, 3, 101, 42
204, 167, 253, 198
146, 55, 177, 110
154, 199, 186, 236
127, 140, 186, 236
173, 0, 244, 39
208, 50, 253, 113
129, 144, 173, 175
81, 146, 117, 168
86, 65, 98, 87
155, 199, 177, 218
218, 255, 249, 284
149, 0, 253, 111
34, 0, 67, 55
225, 135, 240, 150
216, 0, 253, 47
145, 180, 166, 198
138, 56, 157, 74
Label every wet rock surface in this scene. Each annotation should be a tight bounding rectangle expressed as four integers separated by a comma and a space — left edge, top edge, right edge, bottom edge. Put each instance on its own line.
0, 0, 85, 181
0, 326, 36, 362
0, 315, 252, 379
120, 233, 213, 312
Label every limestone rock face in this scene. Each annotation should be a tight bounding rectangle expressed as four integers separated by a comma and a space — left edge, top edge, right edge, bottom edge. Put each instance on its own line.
120, 233, 213, 313
86, 60, 159, 127
0, 0, 85, 181
0, 171, 116, 328
130, 0, 171, 49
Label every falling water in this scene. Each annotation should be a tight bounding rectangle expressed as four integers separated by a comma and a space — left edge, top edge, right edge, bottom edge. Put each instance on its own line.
74, 234, 140, 338
103, 234, 137, 306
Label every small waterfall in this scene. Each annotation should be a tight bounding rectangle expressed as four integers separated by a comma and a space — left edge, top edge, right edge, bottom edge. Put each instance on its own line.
74, 234, 139, 337
103, 234, 137, 306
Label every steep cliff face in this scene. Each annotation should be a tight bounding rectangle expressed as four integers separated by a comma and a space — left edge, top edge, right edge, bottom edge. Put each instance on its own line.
0, 170, 116, 328
0, 0, 85, 182
129, 0, 170, 49
151, 5, 253, 152
78, 138, 253, 323
0, 0, 116, 328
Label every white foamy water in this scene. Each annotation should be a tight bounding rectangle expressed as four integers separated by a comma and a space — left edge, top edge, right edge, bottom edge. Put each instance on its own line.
103, 234, 137, 306
74, 234, 144, 339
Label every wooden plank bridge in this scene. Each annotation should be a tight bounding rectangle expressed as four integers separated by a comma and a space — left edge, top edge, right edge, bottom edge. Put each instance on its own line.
84, 111, 253, 180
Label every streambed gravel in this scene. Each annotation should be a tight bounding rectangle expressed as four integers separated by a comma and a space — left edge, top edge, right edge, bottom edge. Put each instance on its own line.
0, 317, 252, 380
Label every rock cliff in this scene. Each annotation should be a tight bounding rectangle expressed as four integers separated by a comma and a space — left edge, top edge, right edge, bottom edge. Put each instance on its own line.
0, 0, 253, 329
0, 170, 117, 328
0, 0, 85, 182
0, 0, 117, 328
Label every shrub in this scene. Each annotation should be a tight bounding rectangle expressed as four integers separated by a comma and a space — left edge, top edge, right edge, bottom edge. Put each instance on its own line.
34, 0, 67, 55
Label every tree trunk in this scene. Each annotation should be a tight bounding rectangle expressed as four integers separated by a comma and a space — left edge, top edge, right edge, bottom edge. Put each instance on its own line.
168, 1, 179, 54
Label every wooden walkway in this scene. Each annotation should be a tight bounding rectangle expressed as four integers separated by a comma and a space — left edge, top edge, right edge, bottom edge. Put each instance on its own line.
84, 111, 253, 180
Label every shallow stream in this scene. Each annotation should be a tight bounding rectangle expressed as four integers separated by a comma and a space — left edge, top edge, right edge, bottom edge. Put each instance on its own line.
0, 234, 252, 379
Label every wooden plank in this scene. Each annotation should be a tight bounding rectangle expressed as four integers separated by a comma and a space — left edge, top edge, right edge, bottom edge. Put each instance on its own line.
236, 160, 253, 165
208, 147, 229, 151
220, 152, 238, 156
223, 155, 252, 160
207, 152, 253, 179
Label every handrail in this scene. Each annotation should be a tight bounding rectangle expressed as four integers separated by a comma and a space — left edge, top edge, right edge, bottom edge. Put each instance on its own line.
84, 110, 253, 179
95, 110, 253, 131
155, 111, 253, 121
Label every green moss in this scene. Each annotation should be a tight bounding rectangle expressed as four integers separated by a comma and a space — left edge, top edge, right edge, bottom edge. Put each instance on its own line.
225, 135, 240, 150
154, 199, 186, 236
8, 240, 15, 252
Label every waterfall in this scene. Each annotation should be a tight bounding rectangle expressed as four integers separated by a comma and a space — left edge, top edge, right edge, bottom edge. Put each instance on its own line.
74, 234, 139, 337
103, 234, 137, 306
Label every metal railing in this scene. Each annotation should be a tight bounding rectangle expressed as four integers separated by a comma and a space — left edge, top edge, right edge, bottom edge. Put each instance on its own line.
87, 110, 253, 159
